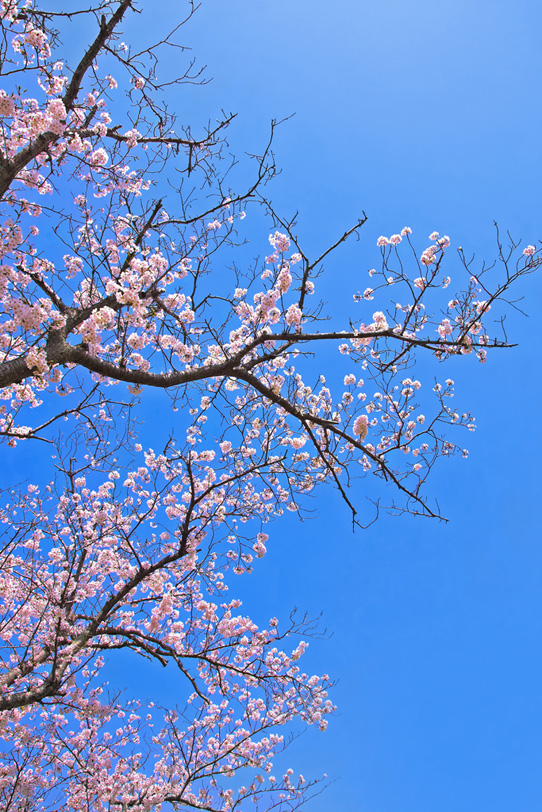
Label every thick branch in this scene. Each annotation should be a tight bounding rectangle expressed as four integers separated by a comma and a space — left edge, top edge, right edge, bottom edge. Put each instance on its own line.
0, 324, 513, 390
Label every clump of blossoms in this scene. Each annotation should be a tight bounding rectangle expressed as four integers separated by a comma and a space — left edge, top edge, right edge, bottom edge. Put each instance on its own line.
0, 428, 335, 811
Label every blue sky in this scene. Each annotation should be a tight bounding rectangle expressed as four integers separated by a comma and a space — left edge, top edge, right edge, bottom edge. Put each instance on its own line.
13, 1, 540, 810
148, 2, 542, 809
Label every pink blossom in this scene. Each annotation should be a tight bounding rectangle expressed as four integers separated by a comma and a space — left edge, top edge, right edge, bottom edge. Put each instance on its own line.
90, 147, 108, 166
0, 92, 15, 117
277, 266, 292, 293
420, 245, 438, 266
285, 303, 302, 327
372, 311, 388, 330
476, 300, 490, 315
437, 319, 453, 338
352, 414, 369, 439
269, 231, 290, 252
124, 128, 140, 148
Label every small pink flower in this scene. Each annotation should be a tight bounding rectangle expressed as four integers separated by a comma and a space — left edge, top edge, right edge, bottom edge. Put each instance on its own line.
0, 92, 15, 117
420, 246, 437, 266
372, 311, 388, 329
352, 414, 369, 439
90, 148, 108, 166
437, 318, 453, 338
269, 231, 290, 252
285, 303, 302, 327
376, 236, 389, 247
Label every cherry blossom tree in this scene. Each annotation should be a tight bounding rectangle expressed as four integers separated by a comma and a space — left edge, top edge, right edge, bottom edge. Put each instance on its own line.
0, 1, 539, 810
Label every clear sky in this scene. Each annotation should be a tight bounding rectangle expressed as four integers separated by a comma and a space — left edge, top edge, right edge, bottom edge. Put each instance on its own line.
51, 2, 542, 810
